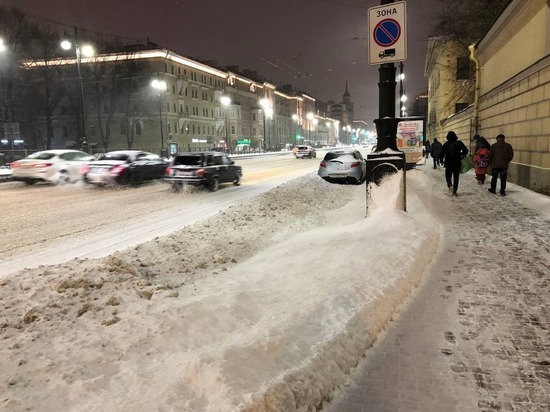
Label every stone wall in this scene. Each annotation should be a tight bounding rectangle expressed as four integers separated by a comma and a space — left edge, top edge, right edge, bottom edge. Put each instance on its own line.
478, 57, 550, 195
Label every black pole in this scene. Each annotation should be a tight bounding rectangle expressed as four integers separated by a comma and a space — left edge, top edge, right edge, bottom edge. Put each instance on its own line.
373, 0, 400, 152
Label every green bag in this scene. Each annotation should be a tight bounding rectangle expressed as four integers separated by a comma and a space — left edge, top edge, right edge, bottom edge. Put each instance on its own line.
460, 155, 474, 174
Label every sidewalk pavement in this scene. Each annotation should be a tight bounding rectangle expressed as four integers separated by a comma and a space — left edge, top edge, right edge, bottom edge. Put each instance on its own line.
325, 163, 550, 412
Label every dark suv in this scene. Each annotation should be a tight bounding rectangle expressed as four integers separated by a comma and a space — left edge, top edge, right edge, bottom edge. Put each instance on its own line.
164, 152, 242, 192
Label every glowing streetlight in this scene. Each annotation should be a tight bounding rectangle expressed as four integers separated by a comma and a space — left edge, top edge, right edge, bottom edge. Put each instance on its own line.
291, 114, 300, 145
306, 112, 315, 144
151, 78, 167, 155
260, 98, 272, 151
60, 38, 95, 151
220, 96, 231, 150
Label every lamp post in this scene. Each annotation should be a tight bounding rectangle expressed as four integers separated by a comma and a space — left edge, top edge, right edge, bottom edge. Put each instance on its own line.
312, 118, 318, 146
291, 114, 299, 146
220, 95, 231, 151
399, 62, 408, 117
151, 78, 167, 156
61, 37, 94, 151
306, 112, 314, 145
259, 98, 272, 151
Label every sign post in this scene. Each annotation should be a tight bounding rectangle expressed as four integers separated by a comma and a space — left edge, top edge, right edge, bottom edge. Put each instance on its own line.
365, 0, 408, 216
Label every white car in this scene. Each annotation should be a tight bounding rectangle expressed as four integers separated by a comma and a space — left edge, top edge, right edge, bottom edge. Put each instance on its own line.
10, 150, 95, 185
0, 165, 12, 180
317, 149, 366, 185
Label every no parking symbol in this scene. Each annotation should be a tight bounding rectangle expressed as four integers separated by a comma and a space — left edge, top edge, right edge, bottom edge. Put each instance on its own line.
373, 19, 401, 47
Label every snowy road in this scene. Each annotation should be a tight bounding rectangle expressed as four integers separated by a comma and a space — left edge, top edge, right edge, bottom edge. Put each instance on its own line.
0, 153, 322, 276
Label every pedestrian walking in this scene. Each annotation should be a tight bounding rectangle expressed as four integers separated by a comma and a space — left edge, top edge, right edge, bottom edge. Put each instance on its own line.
440, 131, 469, 196
425, 139, 431, 159
473, 145, 490, 184
488, 134, 514, 196
430, 138, 443, 169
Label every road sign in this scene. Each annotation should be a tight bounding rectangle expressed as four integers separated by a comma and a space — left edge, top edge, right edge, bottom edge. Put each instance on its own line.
368, 1, 407, 65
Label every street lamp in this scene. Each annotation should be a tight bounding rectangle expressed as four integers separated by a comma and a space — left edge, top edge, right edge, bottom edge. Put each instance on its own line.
399, 62, 406, 117
151, 78, 167, 156
260, 98, 272, 151
401, 93, 408, 117
312, 118, 318, 146
306, 112, 314, 145
291, 114, 300, 146
61, 38, 94, 151
220, 95, 231, 151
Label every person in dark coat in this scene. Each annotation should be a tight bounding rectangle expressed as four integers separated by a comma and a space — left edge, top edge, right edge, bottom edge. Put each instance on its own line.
440, 131, 469, 196
488, 134, 514, 196
430, 138, 443, 169
424, 139, 431, 159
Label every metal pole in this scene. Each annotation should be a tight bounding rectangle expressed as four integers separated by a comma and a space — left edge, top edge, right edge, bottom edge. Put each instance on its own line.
225, 108, 229, 151
399, 62, 404, 117
76, 45, 88, 151
158, 91, 164, 156
263, 112, 266, 151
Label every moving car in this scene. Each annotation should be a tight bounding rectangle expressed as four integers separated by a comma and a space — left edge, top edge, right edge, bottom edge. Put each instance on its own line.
295, 145, 316, 159
83, 150, 168, 187
10, 149, 95, 185
317, 149, 366, 185
0, 165, 12, 181
164, 151, 242, 192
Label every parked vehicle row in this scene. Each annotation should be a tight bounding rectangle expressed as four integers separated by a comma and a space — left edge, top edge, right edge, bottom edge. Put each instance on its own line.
7, 149, 245, 193
7, 147, 367, 192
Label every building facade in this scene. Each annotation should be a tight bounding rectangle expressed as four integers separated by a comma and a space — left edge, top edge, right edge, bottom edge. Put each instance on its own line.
424, 0, 550, 195
14, 48, 345, 158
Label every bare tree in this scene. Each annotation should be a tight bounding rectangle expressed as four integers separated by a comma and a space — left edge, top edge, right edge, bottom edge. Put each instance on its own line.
430, 0, 510, 46
0, 7, 34, 155
20, 28, 69, 150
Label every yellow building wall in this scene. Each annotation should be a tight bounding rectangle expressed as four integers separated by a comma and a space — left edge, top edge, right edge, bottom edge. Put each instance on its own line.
478, 3, 549, 94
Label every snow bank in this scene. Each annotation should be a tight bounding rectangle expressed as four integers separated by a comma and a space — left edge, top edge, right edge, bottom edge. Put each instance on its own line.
0, 171, 440, 411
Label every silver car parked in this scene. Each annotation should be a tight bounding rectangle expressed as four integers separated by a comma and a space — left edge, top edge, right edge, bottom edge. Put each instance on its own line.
317, 149, 366, 185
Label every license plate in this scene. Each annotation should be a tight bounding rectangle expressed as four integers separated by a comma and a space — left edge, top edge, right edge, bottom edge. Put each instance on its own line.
177, 171, 193, 176
329, 173, 347, 178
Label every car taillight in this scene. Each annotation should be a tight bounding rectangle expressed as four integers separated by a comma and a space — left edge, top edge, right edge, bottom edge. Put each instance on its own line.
195, 168, 205, 177
320, 161, 327, 168
10, 162, 20, 168
81, 164, 90, 174
165, 167, 172, 176
351, 161, 360, 168
33, 162, 53, 168
109, 165, 127, 176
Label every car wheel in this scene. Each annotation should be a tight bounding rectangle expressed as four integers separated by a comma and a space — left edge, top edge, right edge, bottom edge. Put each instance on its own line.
209, 177, 219, 192
56, 171, 70, 185
129, 172, 142, 187
233, 174, 241, 186
171, 182, 183, 192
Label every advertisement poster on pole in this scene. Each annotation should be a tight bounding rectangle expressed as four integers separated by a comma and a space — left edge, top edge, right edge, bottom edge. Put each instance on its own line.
396, 119, 424, 165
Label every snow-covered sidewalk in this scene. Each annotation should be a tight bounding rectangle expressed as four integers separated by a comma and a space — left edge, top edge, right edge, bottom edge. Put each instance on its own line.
328, 164, 550, 412
0, 169, 485, 411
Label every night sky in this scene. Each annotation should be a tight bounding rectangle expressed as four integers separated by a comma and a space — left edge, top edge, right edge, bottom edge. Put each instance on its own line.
1, 0, 442, 128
